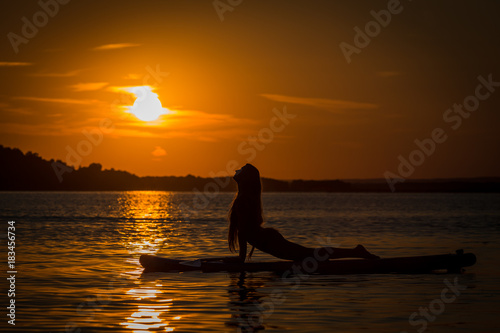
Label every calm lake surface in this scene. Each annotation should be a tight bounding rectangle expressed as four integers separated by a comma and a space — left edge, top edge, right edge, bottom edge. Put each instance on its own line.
0, 192, 499, 332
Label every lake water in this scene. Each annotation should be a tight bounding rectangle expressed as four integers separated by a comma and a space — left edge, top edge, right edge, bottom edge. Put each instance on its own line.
0, 192, 499, 332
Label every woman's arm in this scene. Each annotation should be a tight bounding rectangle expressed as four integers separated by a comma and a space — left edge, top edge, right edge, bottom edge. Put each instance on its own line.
220, 231, 247, 264
238, 232, 247, 262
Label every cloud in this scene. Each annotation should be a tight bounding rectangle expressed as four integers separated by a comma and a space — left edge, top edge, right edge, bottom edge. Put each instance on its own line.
93, 43, 141, 51
151, 146, 167, 157
46, 113, 63, 118
123, 73, 141, 80
0, 62, 33, 67
3, 95, 257, 141
70, 82, 108, 92
0, 122, 92, 137
108, 85, 156, 94
164, 109, 257, 129
0, 102, 33, 115
13, 96, 101, 105
260, 94, 378, 113
106, 108, 259, 141
3, 107, 34, 115
111, 85, 154, 94
110, 124, 254, 142
29, 69, 83, 77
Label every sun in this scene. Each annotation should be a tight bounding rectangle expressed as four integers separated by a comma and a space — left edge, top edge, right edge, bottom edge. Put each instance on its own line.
125, 86, 168, 121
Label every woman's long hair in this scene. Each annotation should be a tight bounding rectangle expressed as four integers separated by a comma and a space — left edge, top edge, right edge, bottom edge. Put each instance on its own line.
228, 164, 263, 253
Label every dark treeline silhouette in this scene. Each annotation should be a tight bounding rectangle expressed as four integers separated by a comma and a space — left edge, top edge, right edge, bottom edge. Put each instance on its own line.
1, 145, 499, 192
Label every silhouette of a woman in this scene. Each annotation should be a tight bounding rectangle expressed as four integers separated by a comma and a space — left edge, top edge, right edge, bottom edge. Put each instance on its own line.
228, 164, 380, 262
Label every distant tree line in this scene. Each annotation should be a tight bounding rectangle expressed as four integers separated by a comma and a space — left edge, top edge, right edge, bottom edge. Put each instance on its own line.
0, 145, 498, 192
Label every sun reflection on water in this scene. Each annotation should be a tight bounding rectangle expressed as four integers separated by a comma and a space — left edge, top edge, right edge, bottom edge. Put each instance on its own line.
117, 191, 176, 255
122, 284, 181, 332
117, 192, 187, 332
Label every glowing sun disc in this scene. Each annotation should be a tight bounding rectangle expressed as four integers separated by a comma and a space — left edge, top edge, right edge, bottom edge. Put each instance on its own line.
126, 86, 167, 121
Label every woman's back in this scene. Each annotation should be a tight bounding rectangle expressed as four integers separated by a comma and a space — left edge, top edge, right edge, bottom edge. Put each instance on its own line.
245, 226, 316, 261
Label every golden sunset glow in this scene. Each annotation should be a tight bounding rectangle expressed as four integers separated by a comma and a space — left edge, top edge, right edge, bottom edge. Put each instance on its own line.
2, 2, 496, 333
1, 1, 499, 180
123, 287, 177, 331
118, 192, 172, 255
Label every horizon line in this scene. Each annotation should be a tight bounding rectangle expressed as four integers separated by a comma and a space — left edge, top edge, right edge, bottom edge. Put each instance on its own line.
1, 144, 499, 183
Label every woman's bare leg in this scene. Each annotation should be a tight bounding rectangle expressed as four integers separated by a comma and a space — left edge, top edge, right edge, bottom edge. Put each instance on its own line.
325, 244, 380, 260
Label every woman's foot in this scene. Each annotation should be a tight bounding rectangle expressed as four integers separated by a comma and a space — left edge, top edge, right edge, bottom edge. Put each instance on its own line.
354, 244, 380, 260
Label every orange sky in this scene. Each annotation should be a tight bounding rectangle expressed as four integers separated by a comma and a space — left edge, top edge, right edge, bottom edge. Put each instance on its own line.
1, 1, 499, 180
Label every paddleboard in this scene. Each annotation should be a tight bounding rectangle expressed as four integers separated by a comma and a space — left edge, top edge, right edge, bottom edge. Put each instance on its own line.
140, 249, 476, 274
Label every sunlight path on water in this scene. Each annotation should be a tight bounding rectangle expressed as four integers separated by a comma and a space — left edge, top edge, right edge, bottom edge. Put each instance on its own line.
116, 191, 175, 255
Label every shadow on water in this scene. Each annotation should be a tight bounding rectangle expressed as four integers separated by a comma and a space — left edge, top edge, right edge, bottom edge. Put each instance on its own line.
226, 272, 267, 332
